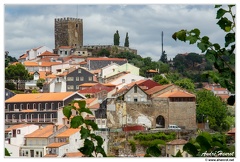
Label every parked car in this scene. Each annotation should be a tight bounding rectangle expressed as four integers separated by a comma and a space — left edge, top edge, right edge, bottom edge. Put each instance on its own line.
168, 124, 181, 130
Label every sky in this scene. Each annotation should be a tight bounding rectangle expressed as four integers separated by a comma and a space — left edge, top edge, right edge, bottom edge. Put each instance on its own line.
3, 2, 236, 61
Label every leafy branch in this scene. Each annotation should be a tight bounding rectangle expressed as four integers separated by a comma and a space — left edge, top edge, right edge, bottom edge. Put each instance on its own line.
172, 5, 235, 105
63, 100, 107, 157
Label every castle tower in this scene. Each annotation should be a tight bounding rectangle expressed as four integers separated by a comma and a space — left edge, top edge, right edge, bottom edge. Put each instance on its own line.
54, 17, 83, 49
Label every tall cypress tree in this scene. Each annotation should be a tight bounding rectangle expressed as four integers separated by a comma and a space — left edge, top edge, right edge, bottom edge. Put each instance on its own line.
160, 51, 168, 63
114, 30, 120, 46
124, 32, 129, 47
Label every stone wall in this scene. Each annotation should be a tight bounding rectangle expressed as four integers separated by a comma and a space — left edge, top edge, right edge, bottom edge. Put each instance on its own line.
55, 17, 83, 49
107, 98, 197, 130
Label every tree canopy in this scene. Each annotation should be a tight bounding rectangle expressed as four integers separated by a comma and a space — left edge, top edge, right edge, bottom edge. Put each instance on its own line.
124, 32, 129, 47
172, 5, 235, 105
114, 30, 120, 46
196, 90, 228, 131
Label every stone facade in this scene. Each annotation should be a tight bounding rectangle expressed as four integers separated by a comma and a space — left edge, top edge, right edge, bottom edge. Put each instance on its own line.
107, 97, 197, 130
54, 17, 83, 49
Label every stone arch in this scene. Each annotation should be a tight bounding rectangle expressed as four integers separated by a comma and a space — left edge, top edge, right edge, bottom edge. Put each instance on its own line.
156, 115, 165, 128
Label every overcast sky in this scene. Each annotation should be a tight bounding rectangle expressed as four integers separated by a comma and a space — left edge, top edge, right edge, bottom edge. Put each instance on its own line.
4, 3, 235, 61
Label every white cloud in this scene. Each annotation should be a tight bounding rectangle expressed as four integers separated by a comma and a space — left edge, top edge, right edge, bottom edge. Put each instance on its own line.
4, 4, 230, 61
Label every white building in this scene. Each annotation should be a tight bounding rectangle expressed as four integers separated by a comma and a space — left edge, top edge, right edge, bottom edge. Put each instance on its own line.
109, 73, 145, 90
5, 124, 39, 157
26, 46, 53, 60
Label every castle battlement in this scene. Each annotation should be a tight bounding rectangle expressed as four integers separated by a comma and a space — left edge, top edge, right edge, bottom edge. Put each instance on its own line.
55, 17, 82, 22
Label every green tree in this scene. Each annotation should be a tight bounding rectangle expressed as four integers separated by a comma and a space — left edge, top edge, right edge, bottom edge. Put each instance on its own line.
160, 51, 168, 63
172, 5, 235, 105
5, 148, 11, 156
114, 30, 120, 46
97, 49, 110, 57
196, 90, 228, 131
124, 32, 129, 47
36, 78, 45, 89
166, 72, 181, 83
185, 52, 203, 68
183, 132, 234, 157
173, 54, 188, 73
174, 78, 195, 92
153, 75, 170, 85
5, 63, 33, 90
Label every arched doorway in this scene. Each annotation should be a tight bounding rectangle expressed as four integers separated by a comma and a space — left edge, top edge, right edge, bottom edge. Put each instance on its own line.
156, 115, 165, 128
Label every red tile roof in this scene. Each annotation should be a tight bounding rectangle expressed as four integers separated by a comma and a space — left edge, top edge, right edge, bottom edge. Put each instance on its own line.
145, 84, 173, 95
47, 142, 67, 148
38, 51, 59, 57
5, 124, 32, 132
78, 83, 113, 94
64, 152, 83, 157
19, 54, 28, 59
157, 90, 195, 98
5, 92, 80, 103
56, 128, 80, 137
147, 69, 158, 73
25, 125, 65, 138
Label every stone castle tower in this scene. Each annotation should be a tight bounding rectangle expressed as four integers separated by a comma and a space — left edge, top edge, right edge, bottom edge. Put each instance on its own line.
54, 17, 83, 49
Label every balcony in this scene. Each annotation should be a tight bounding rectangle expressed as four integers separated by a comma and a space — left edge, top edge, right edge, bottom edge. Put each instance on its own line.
5, 118, 57, 124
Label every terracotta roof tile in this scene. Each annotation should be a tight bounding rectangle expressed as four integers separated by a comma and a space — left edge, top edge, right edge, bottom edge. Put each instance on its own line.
19, 54, 28, 59
56, 128, 80, 137
5, 92, 79, 103
147, 69, 158, 73
25, 125, 65, 138
145, 84, 173, 95
157, 90, 195, 98
64, 152, 83, 157
5, 124, 32, 132
44, 154, 58, 157
47, 142, 68, 148
79, 83, 98, 87
88, 103, 100, 109
24, 61, 39, 66
38, 51, 59, 57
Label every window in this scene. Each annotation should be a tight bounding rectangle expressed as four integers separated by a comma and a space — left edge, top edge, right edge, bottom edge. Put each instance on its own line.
78, 69, 82, 73
65, 51, 68, 55
76, 85, 79, 90
76, 77, 79, 81
67, 85, 74, 90
60, 51, 62, 54
176, 145, 179, 150
122, 79, 125, 83
134, 98, 138, 102
33, 103, 36, 109
80, 77, 84, 81
76, 24, 78, 28
88, 76, 92, 81
167, 145, 170, 150
67, 77, 74, 81
134, 86, 137, 93
17, 129, 21, 134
